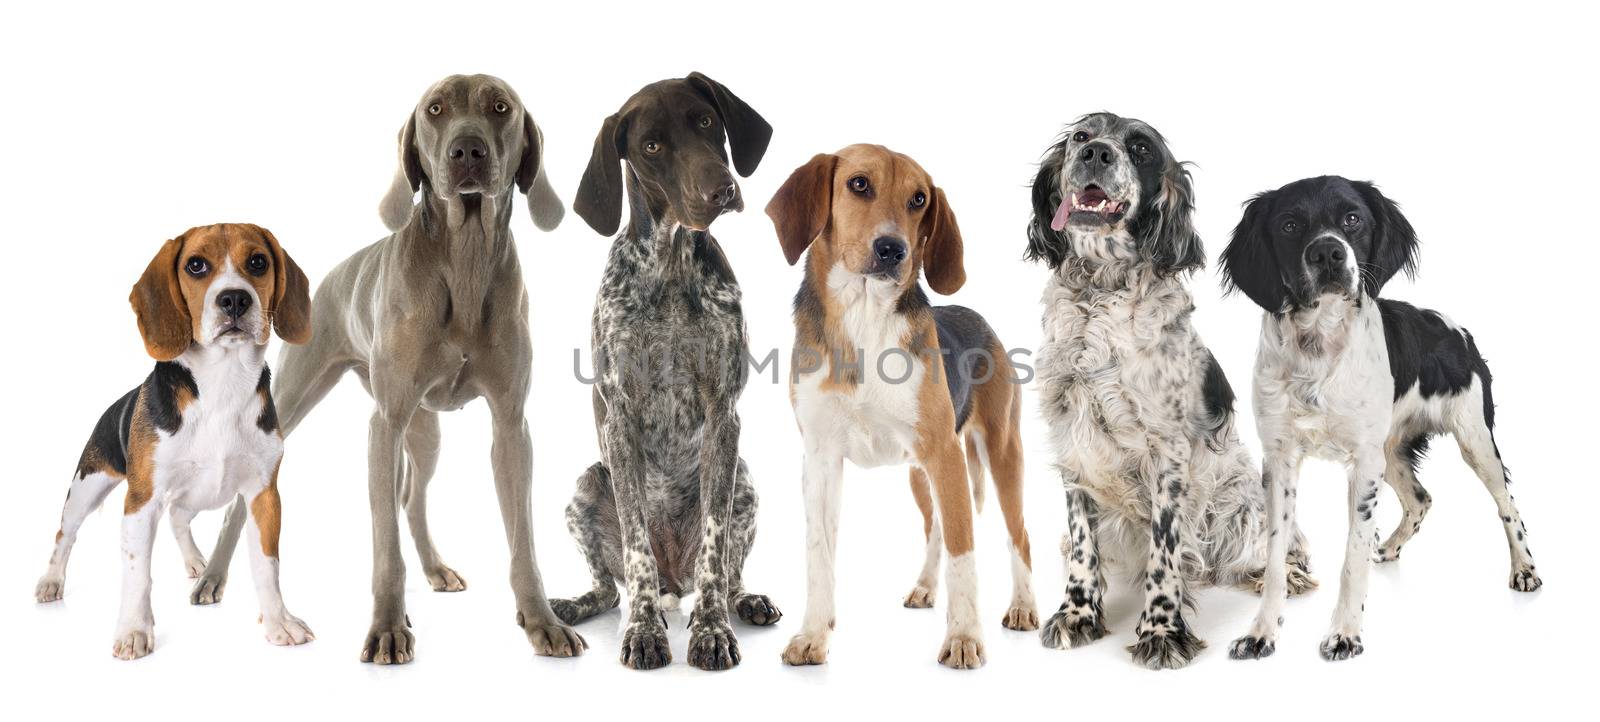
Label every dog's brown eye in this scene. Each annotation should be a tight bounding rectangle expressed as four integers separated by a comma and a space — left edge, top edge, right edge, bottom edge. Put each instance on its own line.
643, 141, 662, 155
185, 257, 209, 277
848, 176, 870, 194
1072, 131, 1089, 142
1281, 220, 1300, 234
699, 116, 713, 129
1343, 212, 1362, 227
246, 253, 269, 276
494, 101, 509, 114
910, 191, 927, 209
428, 103, 442, 116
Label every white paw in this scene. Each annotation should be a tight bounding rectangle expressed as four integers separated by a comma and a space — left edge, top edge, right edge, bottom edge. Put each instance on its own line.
781, 632, 830, 666
111, 626, 155, 660
35, 575, 64, 603
183, 556, 208, 579
262, 613, 315, 646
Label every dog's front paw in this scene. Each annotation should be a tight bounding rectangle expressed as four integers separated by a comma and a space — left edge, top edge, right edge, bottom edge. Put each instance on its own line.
620, 620, 671, 670
781, 632, 829, 666
938, 632, 986, 669
903, 585, 935, 608
182, 555, 208, 579
734, 593, 782, 626
359, 617, 415, 665
517, 610, 586, 657
1228, 634, 1276, 660
1002, 604, 1040, 631
1511, 566, 1543, 592
262, 613, 315, 646
1319, 633, 1364, 661
189, 573, 227, 605
424, 564, 467, 593
687, 616, 741, 671
1040, 608, 1107, 649
1128, 626, 1205, 670
111, 625, 155, 661
35, 574, 64, 603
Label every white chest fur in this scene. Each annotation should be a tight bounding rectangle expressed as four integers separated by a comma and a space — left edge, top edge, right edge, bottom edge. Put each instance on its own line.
792, 264, 927, 469
156, 346, 283, 512
1253, 296, 1393, 461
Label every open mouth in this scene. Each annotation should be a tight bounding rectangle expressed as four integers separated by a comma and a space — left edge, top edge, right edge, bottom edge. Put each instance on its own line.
1051, 185, 1129, 230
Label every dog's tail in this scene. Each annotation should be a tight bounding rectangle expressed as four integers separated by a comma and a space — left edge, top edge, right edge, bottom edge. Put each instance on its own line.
964, 432, 987, 514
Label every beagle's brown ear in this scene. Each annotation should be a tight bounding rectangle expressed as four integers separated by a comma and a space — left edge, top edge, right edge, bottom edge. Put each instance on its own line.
920, 187, 965, 295
259, 227, 311, 344
129, 235, 193, 361
517, 112, 565, 232
765, 153, 837, 266
379, 114, 423, 232
574, 113, 626, 236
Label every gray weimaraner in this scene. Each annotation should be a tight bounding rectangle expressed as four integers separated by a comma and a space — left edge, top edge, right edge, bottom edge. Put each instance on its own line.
193, 74, 584, 664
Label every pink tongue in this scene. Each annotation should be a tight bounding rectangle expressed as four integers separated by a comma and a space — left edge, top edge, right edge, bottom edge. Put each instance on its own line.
1049, 198, 1073, 231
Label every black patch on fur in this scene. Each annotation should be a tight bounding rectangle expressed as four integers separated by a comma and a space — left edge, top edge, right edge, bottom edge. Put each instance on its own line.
256, 366, 279, 433
1199, 350, 1236, 424
75, 387, 139, 478
1379, 299, 1493, 411
144, 362, 199, 434
932, 305, 1000, 432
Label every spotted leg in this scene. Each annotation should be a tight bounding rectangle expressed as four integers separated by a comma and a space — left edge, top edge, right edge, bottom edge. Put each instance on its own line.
686, 399, 742, 671
550, 463, 622, 625
1451, 402, 1540, 591
1127, 441, 1204, 670
1376, 434, 1432, 562
725, 459, 780, 626
1041, 472, 1107, 650
1231, 448, 1302, 661
1319, 450, 1384, 661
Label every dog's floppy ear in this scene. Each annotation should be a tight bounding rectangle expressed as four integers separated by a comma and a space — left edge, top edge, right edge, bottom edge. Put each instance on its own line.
1351, 180, 1418, 296
1138, 159, 1205, 275
129, 234, 193, 361
688, 72, 772, 177
256, 226, 312, 344
574, 113, 627, 236
517, 112, 565, 232
1025, 145, 1070, 267
920, 187, 966, 295
765, 153, 837, 266
1219, 190, 1290, 314
379, 113, 423, 232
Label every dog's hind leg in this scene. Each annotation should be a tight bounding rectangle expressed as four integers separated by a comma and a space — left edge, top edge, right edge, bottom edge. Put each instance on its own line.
982, 427, 1038, 631
36, 471, 121, 602
1376, 433, 1432, 563
724, 459, 780, 626
1451, 382, 1541, 591
400, 410, 465, 592
904, 467, 943, 609
551, 463, 623, 624
1041, 471, 1108, 650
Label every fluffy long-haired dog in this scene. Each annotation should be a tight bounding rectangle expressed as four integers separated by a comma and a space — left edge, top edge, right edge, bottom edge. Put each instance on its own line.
1220, 175, 1540, 661
767, 145, 1034, 670
35, 224, 313, 659
1025, 112, 1313, 669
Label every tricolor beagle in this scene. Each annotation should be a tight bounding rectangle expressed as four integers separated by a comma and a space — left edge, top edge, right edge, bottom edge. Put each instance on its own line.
34, 223, 314, 660
766, 145, 1036, 669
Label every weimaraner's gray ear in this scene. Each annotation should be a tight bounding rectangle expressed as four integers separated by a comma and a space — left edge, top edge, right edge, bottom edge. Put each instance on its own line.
574, 113, 625, 236
517, 113, 563, 232
379, 114, 422, 232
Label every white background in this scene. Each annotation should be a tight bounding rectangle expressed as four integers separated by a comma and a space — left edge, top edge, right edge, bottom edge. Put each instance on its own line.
2, 1, 1594, 719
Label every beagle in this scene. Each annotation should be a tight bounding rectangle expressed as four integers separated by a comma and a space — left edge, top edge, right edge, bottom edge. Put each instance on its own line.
34, 224, 314, 660
766, 145, 1036, 669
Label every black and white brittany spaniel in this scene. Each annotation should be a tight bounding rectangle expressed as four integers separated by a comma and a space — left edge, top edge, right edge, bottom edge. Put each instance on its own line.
1220, 175, 1541, 662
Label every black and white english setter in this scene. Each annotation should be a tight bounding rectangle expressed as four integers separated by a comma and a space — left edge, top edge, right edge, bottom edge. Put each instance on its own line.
1220, 175, 1541, 662
1026, 113, 1314, 670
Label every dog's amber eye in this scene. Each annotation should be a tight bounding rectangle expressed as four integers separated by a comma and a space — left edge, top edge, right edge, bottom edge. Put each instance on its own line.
643, 141, 662, 155
699, 116, 713, 129
1281, 220, 1300, 234
246, 253, 270, 276
494, 101, 509, 114
1343, 212, 1362, 227
910, 191, 927, 209
185, 257, 210, 277
848, 176, 870, 194
1072, 131, 1089, 142
428, 103, 443, 116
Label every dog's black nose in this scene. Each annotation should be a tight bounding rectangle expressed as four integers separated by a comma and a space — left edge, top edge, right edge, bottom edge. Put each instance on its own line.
1078, 141, 1116, 169
873, 237, 908, 266
448, 136, 489, 163
1306, 238, 1348, 270
216, 289, 252, 320
706, 180, 738, 208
